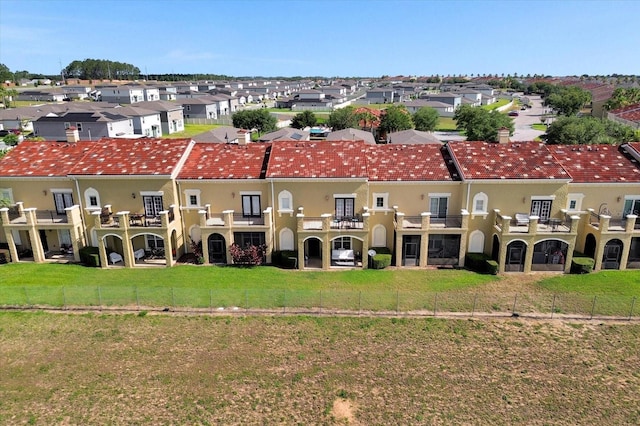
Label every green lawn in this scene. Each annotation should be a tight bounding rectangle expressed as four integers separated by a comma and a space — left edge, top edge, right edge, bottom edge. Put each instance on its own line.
163, 123, 221, 138
435, 117, 457, 131
482, 99, 510, 111
532, 123, 547, 131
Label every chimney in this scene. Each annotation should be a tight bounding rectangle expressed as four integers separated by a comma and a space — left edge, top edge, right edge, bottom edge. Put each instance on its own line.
65, 126, 79, 143
497, 127, 510, 144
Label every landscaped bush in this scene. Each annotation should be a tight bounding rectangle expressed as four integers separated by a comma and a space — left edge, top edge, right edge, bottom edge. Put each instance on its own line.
465, 253, 498, 275
570, 252, 594, 274
79, 246, 100, 267
229, 243, 267, 266
272, 250, 299, 269
371, 247, 392, 269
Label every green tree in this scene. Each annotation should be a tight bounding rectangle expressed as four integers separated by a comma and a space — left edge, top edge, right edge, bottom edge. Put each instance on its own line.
0, 63, 13, 83
2, 134, 19, 146
412, 107, 439, 132
545, 86, 591, 116
604, 88, 640, 111
231, 109, 277, 134
290, 110, 317, 129
454, 105, 514, 142
327, 106, 358, 130
0, 86, 18, 108
542, 116, 637, 145
379, 105, 413, 134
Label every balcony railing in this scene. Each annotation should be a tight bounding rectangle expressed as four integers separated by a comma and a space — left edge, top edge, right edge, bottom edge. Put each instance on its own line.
430, 215, 462, 228
397, 215, 423, 229
35, 210, 68, 224
330, 215, 364, 230
302, 216, 324, 230
233, 213, 265, 226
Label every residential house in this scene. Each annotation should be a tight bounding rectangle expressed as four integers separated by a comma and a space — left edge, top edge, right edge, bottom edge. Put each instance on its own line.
134, 100, 185, 134
421, 92, 463, 110
326, 128, 376, 145
402, 99, 455, 117
63, 85, 93, 100
33, 111, 134, 140
387, 129, 441, 145
191, 126, 250, 144
16, 90, 67, 102
98, 85, 145, 104
258, 128, 310, 142
365, 88, 395, 104
111, 106, 163, 137
607, 103, 640, 129
181, 98, 219, 120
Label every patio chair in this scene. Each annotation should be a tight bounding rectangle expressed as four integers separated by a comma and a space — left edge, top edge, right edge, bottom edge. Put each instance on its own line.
109, 252, 124, 264
515, 213, 530, 226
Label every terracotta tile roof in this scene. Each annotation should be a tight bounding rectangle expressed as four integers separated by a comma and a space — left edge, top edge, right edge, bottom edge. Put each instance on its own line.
70, 138, 193, 176
547, 144, 640, 183
610, 103, 640, 123
609, 102, 640, 115
0, 141, 89, 177
447, 141, 569, 180
178, 143, 269, 180
366, 144, 453, 181
266, 140, 369, 179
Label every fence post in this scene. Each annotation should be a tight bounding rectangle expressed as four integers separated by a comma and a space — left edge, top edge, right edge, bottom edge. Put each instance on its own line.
629, 297, 636, 321
319, 290, 322, 314
171, 287, 175, 308
23, 287, 30, 306
283, 289, 286, 314
135, 286, 139, 310
472, 293, 478, 317
62, 286, 66, 309
396, 290, 399, 314
590, 296, 597, 320
209, 289, 213, 313
512, 294, 517, 314
551, 294, 556, 319
434, 293, 438, 317
358, 291, 362, 315
98, 286, 102, 309
245, 289, 248, 313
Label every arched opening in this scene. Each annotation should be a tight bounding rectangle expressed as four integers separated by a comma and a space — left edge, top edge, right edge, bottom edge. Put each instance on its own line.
628, 237, 640, 269
304, 237, 323, 269
505, 240, 526, 272
103, 234, 125, 266
279, 228, 294, 251
602, 239, 623, 270
207, 233, 227, 264
330, 235, 363, 267
491, 235, 500, 261
584, 234, 597, 258
532, 239, 568, 271
131, 233, 166, 266
372, 224, 387, 248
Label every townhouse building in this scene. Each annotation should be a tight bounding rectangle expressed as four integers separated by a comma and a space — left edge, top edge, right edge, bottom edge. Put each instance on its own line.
2, 138, 640, 274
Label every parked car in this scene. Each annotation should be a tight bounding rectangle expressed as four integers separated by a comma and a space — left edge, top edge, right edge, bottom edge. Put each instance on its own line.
508, 111, 519, 117
0, 130, 9, 137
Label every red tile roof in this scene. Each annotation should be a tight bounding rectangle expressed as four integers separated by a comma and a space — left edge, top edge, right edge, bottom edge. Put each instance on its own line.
0, 138, 194, 177
0, 141, 89, 177
547, 144, 640, 183
366, 144, 453, 181
447, 141, 569, 180
178, 143, 269, 180
266, 140, 369, 178
70, 138, 193, 176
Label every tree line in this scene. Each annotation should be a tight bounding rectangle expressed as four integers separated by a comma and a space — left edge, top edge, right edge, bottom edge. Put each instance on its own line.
63, 59, 141, 80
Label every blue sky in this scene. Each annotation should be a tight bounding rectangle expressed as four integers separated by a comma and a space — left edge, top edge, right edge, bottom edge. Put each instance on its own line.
1, 0, 639, 78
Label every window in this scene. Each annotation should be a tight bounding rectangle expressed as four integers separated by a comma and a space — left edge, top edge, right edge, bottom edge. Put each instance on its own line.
623, 198, 640, 217
76, 123, 83, 132
184, 189, 201, 207
372, 193, 388, 210
372, 224, 387, 247
333, 236, 351, 250
234, 232, 265, 247
189, 195, 198, 206
0, 188, 14, 205
335, 197, 355, 219
279, 228, 294, 251
567, 193, 584, 212
84, 188, 100, 209
146, 235, 165, 249
278, 190, 293, 212
64, 122, 70, 129
472, 192, 488, 214
186, 105, 191, 111
242, 194, 261, 217
429, 195, 449, 218
143, 195, 164, 217
53, 191, 74, 214
531, 199, 552, 222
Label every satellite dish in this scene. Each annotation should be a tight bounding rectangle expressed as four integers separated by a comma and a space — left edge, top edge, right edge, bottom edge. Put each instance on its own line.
368, 249, 377, 257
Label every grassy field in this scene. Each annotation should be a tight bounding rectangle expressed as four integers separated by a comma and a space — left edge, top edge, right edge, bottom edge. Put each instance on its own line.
435, 116, 458, 131
482, 98, 511, 111
532, 123, 547, 131
1, 312, 639, 424
163, 123, 221, 139
1, 264, 640, 317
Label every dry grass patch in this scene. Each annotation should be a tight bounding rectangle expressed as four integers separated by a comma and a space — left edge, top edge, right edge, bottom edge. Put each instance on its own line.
1, 312, 639, 424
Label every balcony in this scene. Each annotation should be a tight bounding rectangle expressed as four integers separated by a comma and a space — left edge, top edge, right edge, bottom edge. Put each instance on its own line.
587, 209, 638, 233
1, 203, 82, 227
493, 210, 578, 235
93, 205, 177, 230
394, 210, 468, 231
297, 211, 369, 232
199, 206, 272, 229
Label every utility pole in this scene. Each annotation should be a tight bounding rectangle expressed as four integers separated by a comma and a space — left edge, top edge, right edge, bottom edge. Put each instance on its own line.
59, 59, 66, 85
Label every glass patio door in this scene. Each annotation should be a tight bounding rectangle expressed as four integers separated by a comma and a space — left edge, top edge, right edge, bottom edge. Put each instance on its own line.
530, 200, 552, 223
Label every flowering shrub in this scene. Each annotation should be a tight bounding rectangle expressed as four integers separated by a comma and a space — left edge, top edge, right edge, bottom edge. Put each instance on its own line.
229, 243, 267, 266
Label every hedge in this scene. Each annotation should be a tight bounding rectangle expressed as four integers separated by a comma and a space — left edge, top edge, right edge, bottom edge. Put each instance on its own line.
465, 252, 498, 275
570, 252, 594, 274
370, 247, 392, 269
272, 250, 299, 269
79, 246, 100, 267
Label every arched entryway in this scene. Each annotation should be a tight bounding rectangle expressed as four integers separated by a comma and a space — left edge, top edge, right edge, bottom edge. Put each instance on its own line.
602, 239, 623, 270
330, 235, 364, 268
208, 233, 227, 264
532, 239, 568, 272
131, 233, 166, 266
304, 237, 323, 269
491, 235, 500, 261
584, 234, 597, 258
505, 240, 526, 272
103, 234, 125, 266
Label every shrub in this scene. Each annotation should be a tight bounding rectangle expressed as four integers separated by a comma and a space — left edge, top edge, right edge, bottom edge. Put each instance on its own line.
79, 246, 100, 267
570, 252, 594, 274
465, 253, 497, 274
272, 250, 298, 268
229, 243, 267, 266
370, 247, 392, 269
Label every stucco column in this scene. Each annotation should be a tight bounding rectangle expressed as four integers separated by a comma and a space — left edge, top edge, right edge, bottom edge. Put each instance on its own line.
200, 231, 210, 265
322, 236, 331, 270
97, 235, 109, 268
394, 232, 403, 267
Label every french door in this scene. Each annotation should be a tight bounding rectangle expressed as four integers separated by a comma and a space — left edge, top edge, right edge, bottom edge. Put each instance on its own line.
242, 195, 261, 217
53, 192, 74, 214
143, 196, 164, 217
530, 200, 552, 223
335, 198, 355, 220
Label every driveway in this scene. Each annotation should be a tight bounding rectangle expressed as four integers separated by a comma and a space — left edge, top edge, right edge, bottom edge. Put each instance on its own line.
510, 94, 546, 141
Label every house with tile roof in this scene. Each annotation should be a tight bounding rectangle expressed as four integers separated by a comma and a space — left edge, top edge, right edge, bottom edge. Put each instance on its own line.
3, 137, 640, 273
607, 103, 640, 129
